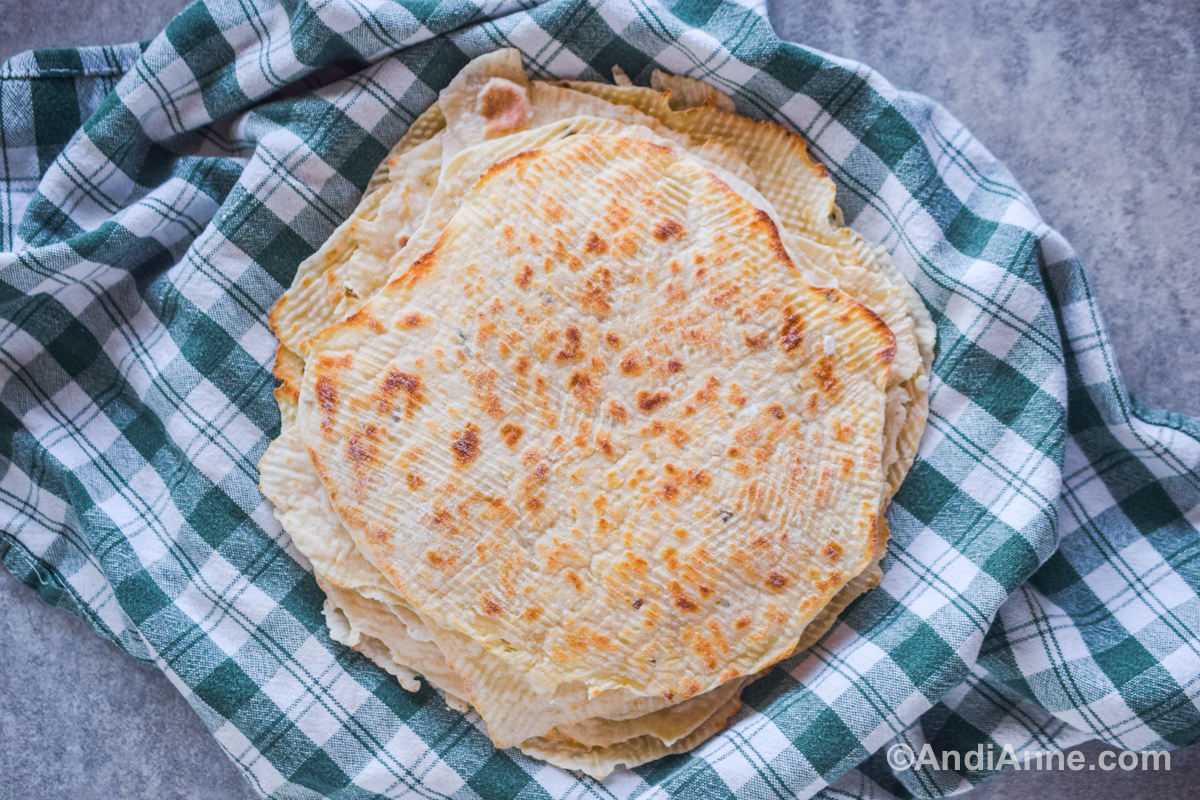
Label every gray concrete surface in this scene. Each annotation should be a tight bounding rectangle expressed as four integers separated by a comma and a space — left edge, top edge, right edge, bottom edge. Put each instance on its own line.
0, 0, 1198, 798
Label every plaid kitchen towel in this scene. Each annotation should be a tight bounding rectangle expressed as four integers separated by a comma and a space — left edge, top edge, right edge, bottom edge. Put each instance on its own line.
1, 0, 1197, 798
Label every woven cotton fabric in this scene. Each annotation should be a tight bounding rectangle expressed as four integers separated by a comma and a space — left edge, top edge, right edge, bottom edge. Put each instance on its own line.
1, 1, 1197, 798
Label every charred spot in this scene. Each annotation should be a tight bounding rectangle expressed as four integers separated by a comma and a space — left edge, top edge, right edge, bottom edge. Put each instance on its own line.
555, 325, 583, 361
735, 615, 751, 630
765, 571, 788, 588
584, 231, 608, 253
666, 359, 683, 373
821, 541, 844, 562
660, 482, 680, 501
718, 509, 735, 523
607, 399, 628, 421
779, 312, 804, 352
451, 425, 480, 466
767, 403, 785, 419
605, 332, 620, 348
514, 355, 530, 375
631, 597, 644, 610
619, 353, 641, 375
402, 313, 422, 328
653, 219, 684, 241
636, 390, 670, 413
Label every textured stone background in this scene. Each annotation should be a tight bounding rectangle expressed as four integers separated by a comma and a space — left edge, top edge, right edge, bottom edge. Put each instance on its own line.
0, 0, 1196, 797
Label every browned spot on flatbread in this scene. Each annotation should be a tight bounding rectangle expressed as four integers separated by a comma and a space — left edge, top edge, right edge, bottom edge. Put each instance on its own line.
636, 390, 670, 412
555, 325, 583, 361
500, 422, 523, 448
821, 541, 844, 562
316, 376, 338, 433
481, 595, 503, 616
812, 356, 839, 394
584, 231, 608, 253
478, 77, 531, 137
566, 570, 584, 591
670, 580, 698, 611
568, 370, 598, 405
779, 311, 804, 353
653, 219, 684, 241
378, 368, 422, 408
765, 570, 788, 589
515, 263, 533, 287
579, 267, 613, 313
451, 425, 480, 466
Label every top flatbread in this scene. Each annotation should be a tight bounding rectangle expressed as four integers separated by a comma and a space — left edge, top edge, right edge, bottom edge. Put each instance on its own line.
294, 132, 896, 701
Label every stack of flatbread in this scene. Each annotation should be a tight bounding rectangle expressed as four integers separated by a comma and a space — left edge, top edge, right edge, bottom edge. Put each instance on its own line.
259, 50, 935, 778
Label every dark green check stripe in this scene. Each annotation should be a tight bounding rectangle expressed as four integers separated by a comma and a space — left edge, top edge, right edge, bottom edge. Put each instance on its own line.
0, 1, 1198, 798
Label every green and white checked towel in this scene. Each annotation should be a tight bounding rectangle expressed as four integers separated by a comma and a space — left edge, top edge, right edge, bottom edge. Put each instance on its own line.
1, 0, 1197, 797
